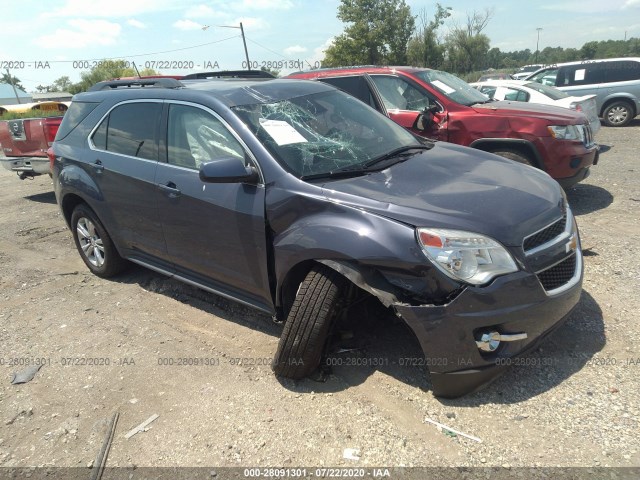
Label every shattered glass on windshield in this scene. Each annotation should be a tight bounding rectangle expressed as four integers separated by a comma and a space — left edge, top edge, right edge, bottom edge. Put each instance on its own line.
233, 90, 416, 178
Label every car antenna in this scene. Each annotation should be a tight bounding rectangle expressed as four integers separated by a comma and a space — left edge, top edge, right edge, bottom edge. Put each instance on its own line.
132, 61, 142, 79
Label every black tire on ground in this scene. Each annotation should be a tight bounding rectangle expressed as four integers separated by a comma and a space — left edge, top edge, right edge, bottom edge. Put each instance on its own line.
602, 100, 634, 127
70, 204, 127, 278
272, 265, 347, 379
490, 149, 534, 167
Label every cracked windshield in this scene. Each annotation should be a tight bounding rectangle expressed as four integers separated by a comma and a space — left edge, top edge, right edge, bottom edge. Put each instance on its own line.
233, 90, 418, 178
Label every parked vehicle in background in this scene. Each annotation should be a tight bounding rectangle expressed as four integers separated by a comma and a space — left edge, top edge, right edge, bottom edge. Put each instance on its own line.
287, 66, 599, 187
0, 115, 63, 179
470, 79, 601, 135
525, 57, 640, 127
477, 72, 513, 82
512, 64, 545, 80
52, 77, 583, 398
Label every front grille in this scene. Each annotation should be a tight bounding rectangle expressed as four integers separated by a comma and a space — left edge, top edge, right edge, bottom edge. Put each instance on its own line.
580, 123, 594, 147
537, 254, 577, 291
523, 215, 566, 252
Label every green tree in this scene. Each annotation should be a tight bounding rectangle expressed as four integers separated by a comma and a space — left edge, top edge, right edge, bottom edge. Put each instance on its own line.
406, 3, 452, 68
1, 72, 25, 92
70, 60, 159, 93
444, 8, 493, 73
323, 0, 415, 67
50, 76, 74, 92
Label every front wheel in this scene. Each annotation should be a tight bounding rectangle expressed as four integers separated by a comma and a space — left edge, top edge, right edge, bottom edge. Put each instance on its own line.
490, 149, 534, 167
272, 265, 347, 379
71, 204, 127, 278
602, 101, 634, 127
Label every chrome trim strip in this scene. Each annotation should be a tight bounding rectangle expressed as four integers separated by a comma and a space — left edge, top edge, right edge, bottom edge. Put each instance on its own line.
524, 207, 574, 256
543, 248, 582, 297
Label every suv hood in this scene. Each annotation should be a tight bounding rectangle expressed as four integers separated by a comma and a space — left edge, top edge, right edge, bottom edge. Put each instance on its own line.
473, 100, 586, 125
320, 143, 564, 247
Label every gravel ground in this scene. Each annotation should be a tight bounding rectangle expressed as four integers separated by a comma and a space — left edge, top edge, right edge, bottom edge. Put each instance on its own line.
0, 122, 638, 479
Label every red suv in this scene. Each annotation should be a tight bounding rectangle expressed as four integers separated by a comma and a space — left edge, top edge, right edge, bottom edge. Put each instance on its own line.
287, 66, 599, 187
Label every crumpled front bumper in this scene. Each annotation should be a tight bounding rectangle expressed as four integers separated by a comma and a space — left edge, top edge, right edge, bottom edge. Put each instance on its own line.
394, 259, 583, 398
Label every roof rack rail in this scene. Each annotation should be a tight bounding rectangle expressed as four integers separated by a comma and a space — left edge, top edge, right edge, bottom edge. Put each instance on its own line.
182, 70, 275, 80
88, 78, 184, 91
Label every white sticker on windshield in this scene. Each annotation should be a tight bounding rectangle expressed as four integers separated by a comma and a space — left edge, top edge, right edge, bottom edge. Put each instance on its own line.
574, 69, 586, 81
431, 80, 455, 94
259, 118, 308, 145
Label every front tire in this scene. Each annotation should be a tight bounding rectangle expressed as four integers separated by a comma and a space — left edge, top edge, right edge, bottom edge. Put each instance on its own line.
602, 100, 634, 127
71, 204, 127, 278
273, 265, 347, 379
490, 149, 534, 167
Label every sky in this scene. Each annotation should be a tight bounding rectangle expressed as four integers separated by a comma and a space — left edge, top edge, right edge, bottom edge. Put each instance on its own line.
2, 0, 640, 92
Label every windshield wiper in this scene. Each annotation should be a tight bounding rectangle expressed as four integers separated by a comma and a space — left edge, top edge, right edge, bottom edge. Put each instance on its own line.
364, 144, 432, 169
300, 166, 369, 181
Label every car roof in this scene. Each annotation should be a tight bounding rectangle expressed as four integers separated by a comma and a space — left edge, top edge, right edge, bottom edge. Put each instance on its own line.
74, 78, 335, 108
287, 65, 429, 79
534, 57, 640, 68
471, 79, 530, 87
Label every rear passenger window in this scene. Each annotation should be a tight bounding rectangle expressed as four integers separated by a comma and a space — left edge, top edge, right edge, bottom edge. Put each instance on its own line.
605, 61, 640, 83
91, 102, 161, 160
563, 63, 605, 86
319, 76, 378, 109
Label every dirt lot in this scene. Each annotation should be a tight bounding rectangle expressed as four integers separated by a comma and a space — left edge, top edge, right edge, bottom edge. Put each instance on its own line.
0, 122, 639, 478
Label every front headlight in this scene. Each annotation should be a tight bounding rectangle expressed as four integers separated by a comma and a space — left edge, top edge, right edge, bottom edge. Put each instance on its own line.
417, 228, 518, 286
548, 124, 584, 141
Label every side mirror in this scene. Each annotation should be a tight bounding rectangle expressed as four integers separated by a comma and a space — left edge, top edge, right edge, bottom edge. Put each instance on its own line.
412, 105, 440, 131
199, 157, 260, 184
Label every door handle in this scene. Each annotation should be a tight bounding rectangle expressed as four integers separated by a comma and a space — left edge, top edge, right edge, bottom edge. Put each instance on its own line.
91, 160, 104, 172
157, 181, 181, 198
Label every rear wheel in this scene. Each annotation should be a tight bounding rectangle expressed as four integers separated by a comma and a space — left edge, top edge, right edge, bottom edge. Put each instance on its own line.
490, 149, 534, 167
273, 265, 347, 379
71, 204, 127, 278
602, 100, 634, 127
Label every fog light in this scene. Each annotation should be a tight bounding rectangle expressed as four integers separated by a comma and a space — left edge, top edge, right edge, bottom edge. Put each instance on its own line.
475, 331, 528, 352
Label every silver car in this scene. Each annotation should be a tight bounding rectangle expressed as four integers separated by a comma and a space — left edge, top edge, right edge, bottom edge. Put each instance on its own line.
526, 57, 640, 127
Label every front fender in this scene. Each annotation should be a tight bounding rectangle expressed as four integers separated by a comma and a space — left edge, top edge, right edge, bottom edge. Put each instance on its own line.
271, 202, 461, 309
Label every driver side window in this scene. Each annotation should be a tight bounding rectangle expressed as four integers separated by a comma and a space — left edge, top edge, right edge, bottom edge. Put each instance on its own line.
167, 104, 245, 170
370, 75, 432, 112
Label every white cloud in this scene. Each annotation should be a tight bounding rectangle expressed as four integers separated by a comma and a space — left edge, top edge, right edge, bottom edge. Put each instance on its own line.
284, 45, 307, 56
41, 0, 173, 18
173, 19, 205, 31
33, 19, 121, 49
623, 0, 640, 7
127, 19, 146, 29
234, 17, 269, 30
185, 5, 227, 19
233, 0, 293, 10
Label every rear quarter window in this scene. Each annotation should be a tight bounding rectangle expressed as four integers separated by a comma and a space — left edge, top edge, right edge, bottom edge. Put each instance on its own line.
90, 102, 161, 160
605, 61, 640, 83
55, 101, 99, 141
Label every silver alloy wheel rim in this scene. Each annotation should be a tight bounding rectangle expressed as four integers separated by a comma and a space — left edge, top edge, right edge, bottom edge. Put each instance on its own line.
76, 217, 105, 267
608, 106, 628, 125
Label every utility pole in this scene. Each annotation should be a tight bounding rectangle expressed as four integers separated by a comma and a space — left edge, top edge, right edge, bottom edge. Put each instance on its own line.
535, 27, 543, 64
239, 22, 251, 71
5, 68, 21, 104
203, 23, 252, 70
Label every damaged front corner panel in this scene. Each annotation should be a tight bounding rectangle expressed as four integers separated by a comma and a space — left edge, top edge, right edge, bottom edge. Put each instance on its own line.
316, 259, 399, 308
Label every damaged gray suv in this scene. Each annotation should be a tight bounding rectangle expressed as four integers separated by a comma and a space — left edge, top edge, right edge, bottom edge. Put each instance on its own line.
51, 77, 583, 397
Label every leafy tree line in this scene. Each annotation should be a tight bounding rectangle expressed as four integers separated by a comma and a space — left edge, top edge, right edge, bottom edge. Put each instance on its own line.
0, 60, 158, 96
322, 0, 640, 75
